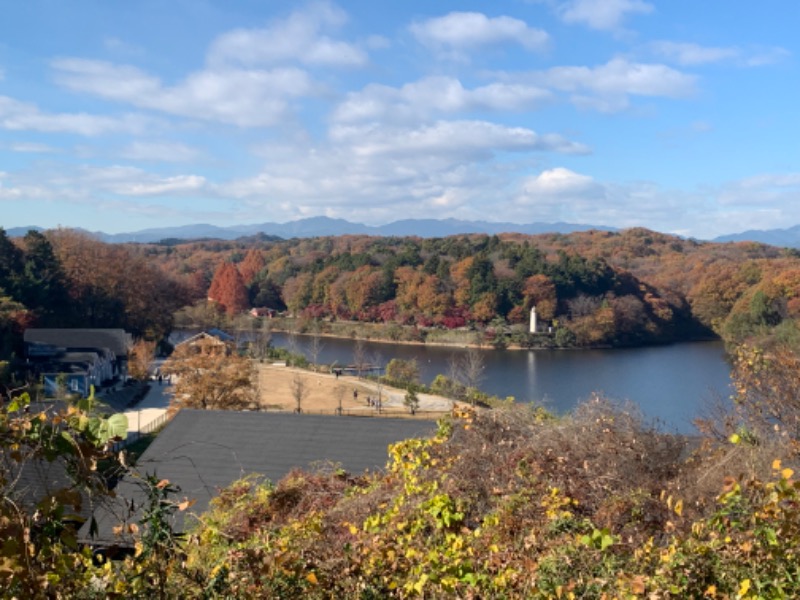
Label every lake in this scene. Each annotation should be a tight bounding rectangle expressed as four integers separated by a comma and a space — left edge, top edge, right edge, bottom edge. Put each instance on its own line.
268, 332, 732, 434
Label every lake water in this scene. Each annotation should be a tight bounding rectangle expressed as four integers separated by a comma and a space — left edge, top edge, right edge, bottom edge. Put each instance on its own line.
268, 332, 732, 434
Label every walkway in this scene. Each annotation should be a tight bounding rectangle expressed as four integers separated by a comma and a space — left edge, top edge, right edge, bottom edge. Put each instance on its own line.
354, 378, 456, 412
122, 379, 172, 435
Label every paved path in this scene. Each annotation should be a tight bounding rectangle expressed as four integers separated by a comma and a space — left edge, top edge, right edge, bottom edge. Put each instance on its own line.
349, 378, 457, 413
123, 380, 172, 434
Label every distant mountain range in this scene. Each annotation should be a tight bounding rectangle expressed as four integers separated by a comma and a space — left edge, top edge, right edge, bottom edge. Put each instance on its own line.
7, 218, 800, 247
6, 217, 617, 243
711, 225, 800, 248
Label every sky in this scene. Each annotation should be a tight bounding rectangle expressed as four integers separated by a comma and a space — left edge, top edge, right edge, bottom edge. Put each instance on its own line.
0, 0, 797, 239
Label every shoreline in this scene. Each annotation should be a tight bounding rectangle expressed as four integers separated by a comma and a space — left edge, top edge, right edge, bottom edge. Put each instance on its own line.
252, 323, 722, 353
172, 322, 724, 354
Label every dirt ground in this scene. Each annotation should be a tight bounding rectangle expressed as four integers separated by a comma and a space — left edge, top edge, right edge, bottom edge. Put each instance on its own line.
257, 363, 456, 418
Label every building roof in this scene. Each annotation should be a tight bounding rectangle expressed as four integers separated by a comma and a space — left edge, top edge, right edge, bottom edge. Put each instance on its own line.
80, 409, 436, 547
173, 330, 236, 351
24, 329, 132, 358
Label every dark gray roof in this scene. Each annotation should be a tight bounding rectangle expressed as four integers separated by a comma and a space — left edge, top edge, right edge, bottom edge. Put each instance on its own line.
3, 454, 73, 509
24, 329, 132, 358
2, 404, 101, 523
80, 409, 436, 546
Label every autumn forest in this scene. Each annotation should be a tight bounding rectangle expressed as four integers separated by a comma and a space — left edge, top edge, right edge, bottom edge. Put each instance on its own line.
2, 226, 799, 360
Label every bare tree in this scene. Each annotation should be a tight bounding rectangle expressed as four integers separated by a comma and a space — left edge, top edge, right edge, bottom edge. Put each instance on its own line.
231, 314, 253, 349
290, 372, 307, 413
334, 385, 346, 416
248, 319, 272, 362
461, 348, 486, 406
286, 322, 299, 358
568, 294, 603, 319
446, 353, 464, 399
371, 350, 385, 408
308, 323, 325, 372
353, 338, 368, 378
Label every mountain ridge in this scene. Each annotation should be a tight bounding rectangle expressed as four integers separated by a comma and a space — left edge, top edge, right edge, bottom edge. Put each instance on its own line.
6, 217, 617, 243
7, 218, 800, 247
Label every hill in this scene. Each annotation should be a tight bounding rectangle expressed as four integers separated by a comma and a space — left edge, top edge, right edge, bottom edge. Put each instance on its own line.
7, 217, 614, 243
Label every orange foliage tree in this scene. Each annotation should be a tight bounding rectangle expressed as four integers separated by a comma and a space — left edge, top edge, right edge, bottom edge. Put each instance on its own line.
237, 249, 266, 285
523, 274, 557, 320
162, 337, 256, 410
207, 262, 249, 316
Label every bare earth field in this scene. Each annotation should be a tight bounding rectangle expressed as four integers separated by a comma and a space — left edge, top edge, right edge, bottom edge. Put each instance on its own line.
257, 363, 456, 419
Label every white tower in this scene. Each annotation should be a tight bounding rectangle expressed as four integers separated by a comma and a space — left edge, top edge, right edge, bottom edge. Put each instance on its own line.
529, 305, 537, 334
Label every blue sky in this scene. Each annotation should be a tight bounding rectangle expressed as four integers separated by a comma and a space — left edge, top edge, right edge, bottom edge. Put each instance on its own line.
0, 0, 796, 238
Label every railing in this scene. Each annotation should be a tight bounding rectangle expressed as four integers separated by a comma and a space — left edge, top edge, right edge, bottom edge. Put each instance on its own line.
260, 406, 448, 419
141, 410, 170, 434
112, 410, 172, 451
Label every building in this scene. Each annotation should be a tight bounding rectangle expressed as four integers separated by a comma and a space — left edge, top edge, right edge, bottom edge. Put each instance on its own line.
24, 329, 133, 396
529, 306, 553, 334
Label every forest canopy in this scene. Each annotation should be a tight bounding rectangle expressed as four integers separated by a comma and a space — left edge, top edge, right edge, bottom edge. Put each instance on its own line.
2, 226, 800, 361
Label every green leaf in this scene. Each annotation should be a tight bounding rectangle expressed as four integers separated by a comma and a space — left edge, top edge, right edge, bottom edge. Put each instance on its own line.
106, 413, 128, 440
86, 417, 103, 443
765, 528, 778, 546
600, 533, 615, 550
7, 392, 30, 413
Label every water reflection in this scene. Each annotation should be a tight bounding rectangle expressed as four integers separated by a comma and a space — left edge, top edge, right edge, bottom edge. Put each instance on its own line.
262, 332, 730, 433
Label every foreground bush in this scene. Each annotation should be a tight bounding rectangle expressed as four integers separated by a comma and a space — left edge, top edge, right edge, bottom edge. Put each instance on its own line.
5, 390, 799, 598
166, 399, 800, 598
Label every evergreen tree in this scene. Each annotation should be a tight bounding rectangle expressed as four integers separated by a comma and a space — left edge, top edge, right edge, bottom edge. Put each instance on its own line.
19, 230, 71, 324
0, 228, 24, 300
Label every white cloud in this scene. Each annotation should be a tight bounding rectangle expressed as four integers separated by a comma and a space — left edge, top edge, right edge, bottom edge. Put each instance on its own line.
494, 57, 696, 111
0, 180, 51, 201
520, 167, 598, 195
52, 58, 313, 127
364, 35, 391, 50
650, 41, 792, 68
410, 11, 549, 56
34, 164, 209, 197
120, 140, 201, 163
0, 94, 152, 135
218, 119, 588, 225
208, 1, 367, 68
743, 46, 791, 67
719, 173, 800, 206
103, 36, 145, 57
330, 120, 589, 159
508, 168, 712, 231
115, 175, 207, 196
557, 0, 654, 31
514, 168, 603, 218
650, 41, 739, 66
333, 76, 552, 123
9, 142, 60, 153
542, 58, 695, 97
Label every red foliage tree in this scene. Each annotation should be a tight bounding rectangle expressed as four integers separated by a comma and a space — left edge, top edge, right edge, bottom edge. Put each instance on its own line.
208, 262, 249, 315
238, 249, 266, 286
